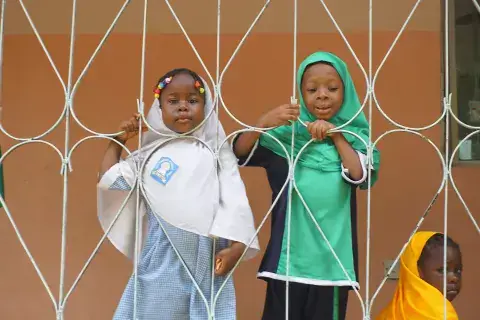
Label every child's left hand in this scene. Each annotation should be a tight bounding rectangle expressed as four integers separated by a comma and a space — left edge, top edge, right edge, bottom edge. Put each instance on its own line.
306, 120, 338, 141
214, 242, 246, 276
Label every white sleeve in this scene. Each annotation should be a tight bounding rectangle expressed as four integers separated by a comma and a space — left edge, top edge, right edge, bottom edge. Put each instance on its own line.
209, 148, 260, 261
96, 159, 146, 260
98, 160, 137, 191
341, 151, 373, 185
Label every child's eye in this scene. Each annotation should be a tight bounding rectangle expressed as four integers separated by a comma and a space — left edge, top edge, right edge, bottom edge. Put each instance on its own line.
307, 88, 316, 93
168, 99, 178, 104
329, 87, 339, 92
189, 99, 198, 104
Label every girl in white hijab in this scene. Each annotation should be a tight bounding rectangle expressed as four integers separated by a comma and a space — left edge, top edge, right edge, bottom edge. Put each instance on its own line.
97, 68, 260, 320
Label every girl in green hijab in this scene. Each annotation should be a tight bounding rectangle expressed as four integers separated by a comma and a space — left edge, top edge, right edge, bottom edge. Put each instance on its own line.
233, 51, 380, 320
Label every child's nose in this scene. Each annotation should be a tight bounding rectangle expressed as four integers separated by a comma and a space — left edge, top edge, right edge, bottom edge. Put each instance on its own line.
178, 101, 188, 110
317, 88, 329, 99
447, 272, 459, 283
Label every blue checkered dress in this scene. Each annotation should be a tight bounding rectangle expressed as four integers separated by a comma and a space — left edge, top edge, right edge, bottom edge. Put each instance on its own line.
110, 176, 236, 320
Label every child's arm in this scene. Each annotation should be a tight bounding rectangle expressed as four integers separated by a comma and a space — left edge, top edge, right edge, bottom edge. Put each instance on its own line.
331, 133, 363, 181
233, 103, 299, 157
306, 120, 363, 181
98, 140, 124, 181
98, 113, 146, 181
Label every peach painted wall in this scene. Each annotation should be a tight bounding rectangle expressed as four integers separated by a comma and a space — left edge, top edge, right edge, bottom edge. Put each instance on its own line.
0, 1, 478, 319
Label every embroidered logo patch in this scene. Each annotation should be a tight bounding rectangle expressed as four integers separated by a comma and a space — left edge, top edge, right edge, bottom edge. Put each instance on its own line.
150, 157, 178, 185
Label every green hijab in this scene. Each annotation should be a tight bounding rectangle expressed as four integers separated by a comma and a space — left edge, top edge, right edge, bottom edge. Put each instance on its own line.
259, 51, 380, 189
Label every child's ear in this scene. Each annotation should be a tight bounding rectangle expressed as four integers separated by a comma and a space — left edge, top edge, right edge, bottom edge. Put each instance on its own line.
417, 265, 425, 279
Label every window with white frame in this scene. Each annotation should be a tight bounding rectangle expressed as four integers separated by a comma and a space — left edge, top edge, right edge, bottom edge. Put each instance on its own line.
452, 0, 480, 162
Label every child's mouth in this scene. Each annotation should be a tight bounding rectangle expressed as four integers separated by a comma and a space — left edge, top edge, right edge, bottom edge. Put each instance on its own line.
315, 107, 331, 114
446, 289, 458, 300
176, 117, 192, 124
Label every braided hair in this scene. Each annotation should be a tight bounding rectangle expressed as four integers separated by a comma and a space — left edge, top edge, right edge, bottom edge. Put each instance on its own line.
154, 68, 206, 106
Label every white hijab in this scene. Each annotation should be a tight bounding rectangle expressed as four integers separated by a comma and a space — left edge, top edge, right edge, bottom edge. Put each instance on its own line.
97, 77, 260, 261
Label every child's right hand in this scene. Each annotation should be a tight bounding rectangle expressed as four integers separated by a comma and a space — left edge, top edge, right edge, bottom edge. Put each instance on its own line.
116, 113, 148, 143
257, 103, 300, 128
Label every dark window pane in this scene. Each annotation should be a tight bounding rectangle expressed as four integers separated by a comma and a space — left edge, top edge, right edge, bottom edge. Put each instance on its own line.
455, 0, 480, 160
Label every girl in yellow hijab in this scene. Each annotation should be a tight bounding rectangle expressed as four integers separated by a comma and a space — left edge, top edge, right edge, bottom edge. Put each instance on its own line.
377, 232, 462, 320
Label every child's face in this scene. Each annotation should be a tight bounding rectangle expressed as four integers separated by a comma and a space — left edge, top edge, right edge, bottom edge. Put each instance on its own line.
301, 63, 344, 121
160, 73, 205, 133
418, 246, 463, 301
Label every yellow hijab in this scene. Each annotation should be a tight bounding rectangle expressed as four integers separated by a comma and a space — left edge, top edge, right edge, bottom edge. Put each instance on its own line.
377, 232, 459, 320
